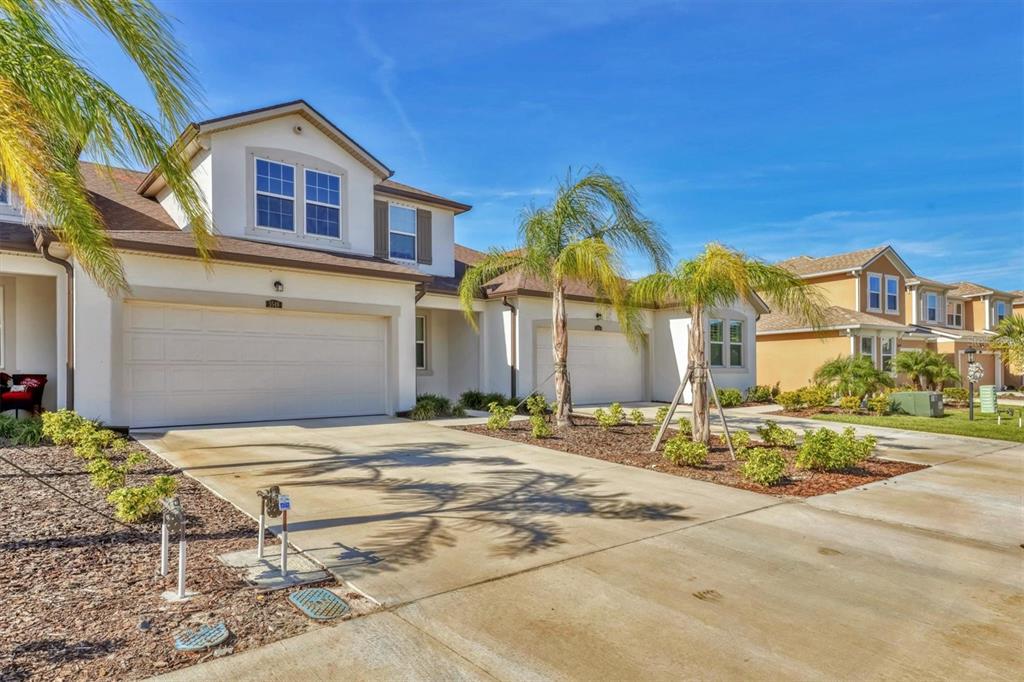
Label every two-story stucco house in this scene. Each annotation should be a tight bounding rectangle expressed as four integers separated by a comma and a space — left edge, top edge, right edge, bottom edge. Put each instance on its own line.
756, 244, 1020, 391
0, 100, 762, 427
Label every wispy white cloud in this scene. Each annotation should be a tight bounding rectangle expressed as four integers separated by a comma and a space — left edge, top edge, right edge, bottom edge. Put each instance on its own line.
451, 187, 553, 200
351, 18, 426, 162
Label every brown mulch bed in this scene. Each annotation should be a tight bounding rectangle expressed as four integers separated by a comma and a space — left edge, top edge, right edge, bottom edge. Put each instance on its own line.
0, 442, 372, 681
455, 417, 925, 498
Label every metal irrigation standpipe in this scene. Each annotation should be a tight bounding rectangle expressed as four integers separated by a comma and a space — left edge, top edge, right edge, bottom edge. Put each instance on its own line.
256, 486, 291, 577
160, 497, 187, 600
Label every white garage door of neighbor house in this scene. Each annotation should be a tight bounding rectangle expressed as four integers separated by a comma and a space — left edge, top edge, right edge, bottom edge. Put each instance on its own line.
122, 302, 387, 427
534, 328, 644, 405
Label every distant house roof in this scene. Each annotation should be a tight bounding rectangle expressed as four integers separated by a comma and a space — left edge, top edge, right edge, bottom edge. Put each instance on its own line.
1012, 290, 1024, 305
757, 305, 910, 335
946, 281, 1018, 300
905, 275, 955, 290
777, 245, 913, 279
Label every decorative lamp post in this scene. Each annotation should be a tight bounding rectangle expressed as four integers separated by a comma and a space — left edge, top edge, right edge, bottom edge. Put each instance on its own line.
965, 347, 978, 421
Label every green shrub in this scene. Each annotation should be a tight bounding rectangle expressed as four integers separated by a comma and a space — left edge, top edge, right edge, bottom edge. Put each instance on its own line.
731, 430, 752, 449
800, 385, 833, 409
741, 448, 787, 486
796, 427, 877, 471
457, 390, 487, 410
775, 391, 804, 411
628, 408, 646, 426
608, 402, 625, 424
756, 420, 797, 447
411, 394, 452, 420
663, 436, 708, 466
867, 395, 891, 416
746, 384, 778, 403
717, 388, 743, 408
73, 427, 123, 460
653, 405, 670, 426
10, 418, 43, 446
0, 414, 17, 439
838, 396, 861, 413
526, 394, 551, 417
530, 415, 552, 438
593, 408, 614, 430
676, 416, 692, 438
106, 475, 178, 523
942, 387, 968, 405
41, 409, 90, 445
87, 450, 148, 490
486, 402, 516, 430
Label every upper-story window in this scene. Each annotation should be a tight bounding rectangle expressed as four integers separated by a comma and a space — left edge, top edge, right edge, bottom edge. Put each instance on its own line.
304, 169, 341, 238
946, 301, 962, 327
389, 203, 417, 260
994, 301, 1007, 325
925, 292, 939, 323
255, 159, 295, 231
867, 273, 882, 312
0, 182, 8, 205
885, 276, 899, 314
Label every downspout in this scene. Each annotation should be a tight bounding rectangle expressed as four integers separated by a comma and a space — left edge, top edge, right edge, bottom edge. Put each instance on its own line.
502, 296, 517, 398
37, 238, 75, 410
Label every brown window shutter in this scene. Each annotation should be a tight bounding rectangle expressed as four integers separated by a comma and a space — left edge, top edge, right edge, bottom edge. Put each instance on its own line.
416, 208, 432, 265
374, 200, 389, 258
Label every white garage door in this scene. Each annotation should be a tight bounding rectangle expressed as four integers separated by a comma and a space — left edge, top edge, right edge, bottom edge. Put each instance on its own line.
123, 302, 387, 427
534, 328, 644, 405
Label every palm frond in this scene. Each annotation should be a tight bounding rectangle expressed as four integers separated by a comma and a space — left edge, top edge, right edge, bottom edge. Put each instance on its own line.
457, 249, 526, 330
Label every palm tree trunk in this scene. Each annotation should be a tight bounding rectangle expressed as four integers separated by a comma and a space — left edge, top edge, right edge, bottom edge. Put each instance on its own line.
552, 280, 573, 427
690, 303, 710, 444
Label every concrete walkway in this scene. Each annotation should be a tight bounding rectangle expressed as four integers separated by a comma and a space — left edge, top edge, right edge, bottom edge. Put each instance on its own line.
141, 415, 1024, 681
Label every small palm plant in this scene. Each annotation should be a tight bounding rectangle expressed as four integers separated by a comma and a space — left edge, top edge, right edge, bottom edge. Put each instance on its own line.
630, 243, 825, 444
892, 350, 961, 390
0, 0, 213, 292
458, 169, 669, 426
814, 356, 894, 398
991, 316, 1024, 375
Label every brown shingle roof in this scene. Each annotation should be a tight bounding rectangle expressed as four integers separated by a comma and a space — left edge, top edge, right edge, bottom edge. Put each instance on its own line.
80, 162, 178, 231
426, 244, 487, 295
777, 245, 890, 277
757, 305, 909, 334
906, 275, 955, 290
375, 179, 472, 214
947, 281, 1017, 299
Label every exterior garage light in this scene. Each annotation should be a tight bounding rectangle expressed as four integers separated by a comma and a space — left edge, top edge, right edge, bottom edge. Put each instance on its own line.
273, 280, 284, 292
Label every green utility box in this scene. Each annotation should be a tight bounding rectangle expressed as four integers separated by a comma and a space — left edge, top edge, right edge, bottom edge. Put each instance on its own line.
891, 391, 945, 417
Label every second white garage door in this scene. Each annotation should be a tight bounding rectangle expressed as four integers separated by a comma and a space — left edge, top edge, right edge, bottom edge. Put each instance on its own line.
123, 302, 387, 427
534, 328, 644, 405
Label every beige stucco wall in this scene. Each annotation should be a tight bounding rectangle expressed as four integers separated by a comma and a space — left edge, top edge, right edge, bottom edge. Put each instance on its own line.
965, 299, 985, 331
756, 331, 850, 390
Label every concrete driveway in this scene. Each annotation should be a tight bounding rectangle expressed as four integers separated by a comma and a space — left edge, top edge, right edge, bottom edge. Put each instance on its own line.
140, 415, 1024, 681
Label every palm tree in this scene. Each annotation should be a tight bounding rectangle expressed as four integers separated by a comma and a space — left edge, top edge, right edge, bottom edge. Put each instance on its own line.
814, 356, 894, 398
458, 169, 669, 426
0, 0, 212, 292
892, 350, 960, 390
630, 243, 826, 444
991, 316, 1024, 375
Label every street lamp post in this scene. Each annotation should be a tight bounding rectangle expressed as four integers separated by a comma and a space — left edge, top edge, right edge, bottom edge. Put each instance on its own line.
965, 347, 978, 421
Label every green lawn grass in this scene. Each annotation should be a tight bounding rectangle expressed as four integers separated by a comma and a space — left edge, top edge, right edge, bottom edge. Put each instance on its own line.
812, 408, 1024, 443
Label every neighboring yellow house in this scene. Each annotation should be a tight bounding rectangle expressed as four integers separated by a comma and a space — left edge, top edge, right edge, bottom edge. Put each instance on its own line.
756, 245, 1022, 390
756, 246, 913, 390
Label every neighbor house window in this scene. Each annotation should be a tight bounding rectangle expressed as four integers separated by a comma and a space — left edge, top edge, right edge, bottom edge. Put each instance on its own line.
415, 315, 426, 369
994, 301, 1007, 325
946, 301, 962, 327
860, 336, 874, 362
255, 159, 295, 230
728, 320, 744, 367
304, 169, 340, 238
389, 204, 416, 260
881, 337, 895, 372
867, 274, 882, 311
709, 319, 724, 367
925, 292, 938, 323
885, 276, 899, 314
0, 182, 8, 205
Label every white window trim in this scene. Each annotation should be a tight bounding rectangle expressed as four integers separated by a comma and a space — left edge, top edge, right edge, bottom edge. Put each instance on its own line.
415, 314, 427, 370
994, 301, 1007, 326
708, 317, 746, 369
860, 335, 875, 362
880, 336, 896, 373
388, 201, 418, 263
946, 301, 963, 328
727, 320, 745, 369
866, 272, 882, 312
925, 292, 939, 323
303, 168, 342, 240
708, 318, 725, 367
884, 275, 900, 314
254, 157, 297, 232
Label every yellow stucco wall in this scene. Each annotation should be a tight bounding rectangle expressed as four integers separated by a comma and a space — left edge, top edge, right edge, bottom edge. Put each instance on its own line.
756, 332, 850, 390
861, 253, 906, 322
806, 273, 857, 309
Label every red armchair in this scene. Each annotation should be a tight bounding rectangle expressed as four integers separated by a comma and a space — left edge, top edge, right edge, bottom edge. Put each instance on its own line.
0, 373, 48, 417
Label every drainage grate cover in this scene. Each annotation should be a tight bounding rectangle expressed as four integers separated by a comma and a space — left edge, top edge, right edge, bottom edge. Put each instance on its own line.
288, 588, 350, 621
174, 623, 230, 652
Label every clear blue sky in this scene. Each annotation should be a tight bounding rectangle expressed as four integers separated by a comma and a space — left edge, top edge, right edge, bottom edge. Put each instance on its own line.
77, 0, 1023, 289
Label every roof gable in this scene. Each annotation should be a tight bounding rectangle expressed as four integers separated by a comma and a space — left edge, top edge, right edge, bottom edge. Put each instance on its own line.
778, 245, 913, 279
